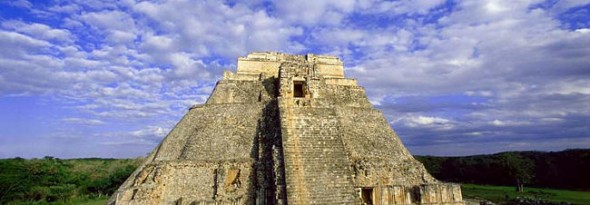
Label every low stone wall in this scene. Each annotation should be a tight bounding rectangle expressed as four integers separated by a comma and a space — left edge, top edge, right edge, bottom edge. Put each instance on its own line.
419, 184, 464, 205
357, 184, 464, 205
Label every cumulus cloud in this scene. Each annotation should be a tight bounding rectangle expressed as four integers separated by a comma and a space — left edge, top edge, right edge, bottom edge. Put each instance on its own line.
356, 0, 447, 15
0, 0, 588, 158
400, 115, 455, 130
132, 1, 303, 58
62, 118, 105, 125
274, 0, 356, 26
1, 20, 73, 42
5, 0, 32, 9
339, 0, 590, 155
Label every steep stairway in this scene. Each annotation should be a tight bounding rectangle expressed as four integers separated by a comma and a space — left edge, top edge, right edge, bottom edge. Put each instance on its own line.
278, 98, 358, 205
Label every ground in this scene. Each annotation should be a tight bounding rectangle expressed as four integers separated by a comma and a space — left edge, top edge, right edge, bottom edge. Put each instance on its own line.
462, 184, 590, 205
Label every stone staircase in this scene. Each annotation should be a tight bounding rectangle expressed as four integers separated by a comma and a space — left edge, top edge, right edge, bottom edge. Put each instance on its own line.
278, 98, 358, 205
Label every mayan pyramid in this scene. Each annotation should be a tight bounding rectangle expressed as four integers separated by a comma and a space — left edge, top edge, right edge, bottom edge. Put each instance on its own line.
109, 52, 465, 205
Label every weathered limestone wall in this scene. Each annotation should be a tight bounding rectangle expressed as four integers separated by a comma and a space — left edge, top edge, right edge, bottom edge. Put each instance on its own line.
237, 52, 345, 79
113, 161, 253, 205
112, 101, 265, 204
323, 84, 373, 108
207, 78, 276, 104
324, 78, 358, 86
306, 54, 344, 78
315, 64, 344, 78
110, 76, 282, 205
418, 184, 463, 204
336, 107, 413, 160
237, 60, 282, 77
326, 83, 463, 204
111, 52, 465, 205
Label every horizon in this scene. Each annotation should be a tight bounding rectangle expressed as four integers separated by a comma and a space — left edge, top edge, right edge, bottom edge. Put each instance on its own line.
1, 0, 589, 158
3, 148, 589, 160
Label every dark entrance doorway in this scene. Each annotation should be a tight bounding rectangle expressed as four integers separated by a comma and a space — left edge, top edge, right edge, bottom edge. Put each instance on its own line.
293, 81, 304, 98
361, 188, 373, 204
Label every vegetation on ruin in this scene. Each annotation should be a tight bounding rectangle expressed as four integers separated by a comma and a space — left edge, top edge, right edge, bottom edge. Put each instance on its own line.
0, 149, 588, 204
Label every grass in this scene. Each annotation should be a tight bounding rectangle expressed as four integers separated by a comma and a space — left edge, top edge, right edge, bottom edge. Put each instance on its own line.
77, 197, 108, 205
4, 196, 109, 205
462, 184, 590, 205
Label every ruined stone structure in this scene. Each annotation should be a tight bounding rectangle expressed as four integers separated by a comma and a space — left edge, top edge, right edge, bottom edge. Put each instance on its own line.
110, 52, 464, 205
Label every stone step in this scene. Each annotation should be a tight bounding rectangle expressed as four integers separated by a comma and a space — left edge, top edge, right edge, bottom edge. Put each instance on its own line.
280, 105, 358, 204
283, 180, 354, 187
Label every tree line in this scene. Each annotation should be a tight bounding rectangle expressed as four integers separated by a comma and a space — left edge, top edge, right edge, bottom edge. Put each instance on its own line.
1, 149, 588, 204
0, 157, 140, 204
415, 149, 590, 191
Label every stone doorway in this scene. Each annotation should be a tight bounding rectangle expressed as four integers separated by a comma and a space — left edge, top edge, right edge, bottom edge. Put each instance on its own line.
361, 188, 373, 204
293, 81, 304, 98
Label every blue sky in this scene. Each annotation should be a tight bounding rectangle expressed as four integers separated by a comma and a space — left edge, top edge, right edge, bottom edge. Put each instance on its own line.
0, 0, 589, 158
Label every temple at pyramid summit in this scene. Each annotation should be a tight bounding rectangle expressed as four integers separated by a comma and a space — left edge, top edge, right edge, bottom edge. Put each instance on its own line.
109, 52, 465, 205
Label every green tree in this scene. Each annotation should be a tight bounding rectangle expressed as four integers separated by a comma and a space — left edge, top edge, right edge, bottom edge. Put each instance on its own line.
499, 153, 534, 192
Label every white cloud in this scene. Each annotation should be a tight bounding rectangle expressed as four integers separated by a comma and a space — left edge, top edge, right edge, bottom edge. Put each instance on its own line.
47, 4, 80, 14
132, 1, 302, 58
549, 0, 590, 14
357, 0, 447, 15
1, 0, 589, 158
0, 30, 51, 49
274, 0, 356, 26
1, 21, 73, 42
491, 119, 505, 126
490, 119, 530, 127
79, 10, 139, 44
130, 126, 166, 139
168, 52, 208, 79
413, 116, 451, 125
141, 34, 174, 54
400, 115, 455, 130
80, 10, 136, 31
62, 117, 105, 125
6, 0, 32, 9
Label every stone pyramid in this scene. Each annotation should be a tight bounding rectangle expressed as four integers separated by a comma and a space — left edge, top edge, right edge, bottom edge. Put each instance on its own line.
109, 52, 464, 205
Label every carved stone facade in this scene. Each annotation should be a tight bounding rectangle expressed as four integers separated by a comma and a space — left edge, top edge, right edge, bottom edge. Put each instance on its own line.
109, 52, 464, 205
